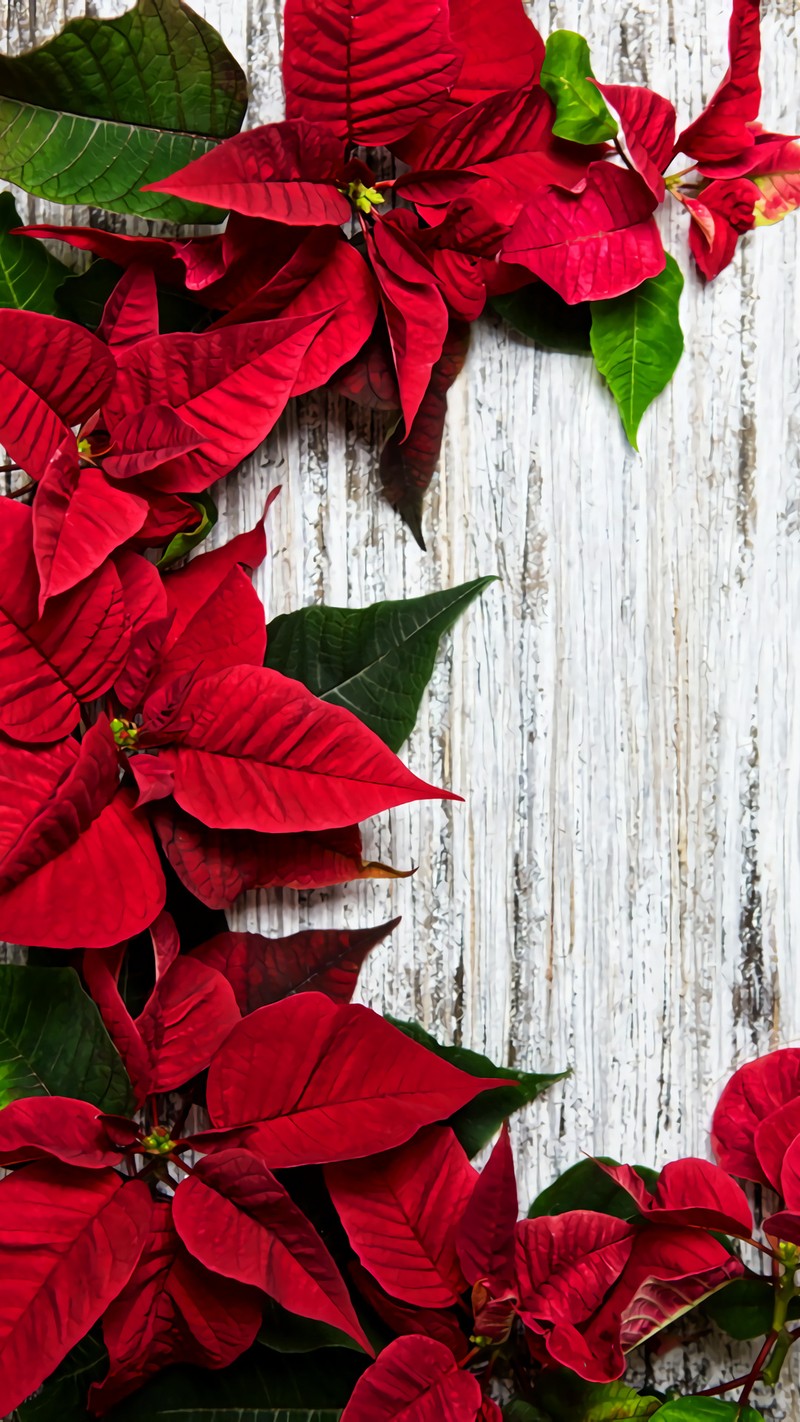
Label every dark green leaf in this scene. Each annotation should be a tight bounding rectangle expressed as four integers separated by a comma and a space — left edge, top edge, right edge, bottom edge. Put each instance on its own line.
532, 1373, 660, 1421
158, 491, 219, 568
653, 1400, 762, 1421
528, 1157, 659, 1221
0, 191, 69, 313
590, 255, 684, 448
57, 260, 208, 334
0, 964, 133, 1113
388, 1017, 566, 1156
704, 1276, 800, 1340
259, 1300, 367, 1355
266, 578, 496, 752
503, 1403, 552, 1422
15, 1331, 107, 1421
108, 1343, 362, 1421
491, 284, 593, 355
540, 31, 617, 144
0, 0, 247, 221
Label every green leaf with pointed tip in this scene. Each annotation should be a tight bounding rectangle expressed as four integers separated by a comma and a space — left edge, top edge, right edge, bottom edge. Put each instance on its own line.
266, 578, 497, 752
590, 256, 684, 449
654, 1401, 762, 1421
0, 191, 69, 313
533, 1374, 660, 1421
15, 1331, 107, 1421
0, 0, 247, 222
0, 965, 133, 1113
157, 491, 219, 569
491, 284, 593, 355
388, 1017, 566, 1156
540, 31, 617, 144
528, 1157, 659, 1221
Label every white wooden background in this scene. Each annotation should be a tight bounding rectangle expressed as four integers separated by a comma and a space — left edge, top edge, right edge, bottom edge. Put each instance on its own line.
3, 0, 800, 1407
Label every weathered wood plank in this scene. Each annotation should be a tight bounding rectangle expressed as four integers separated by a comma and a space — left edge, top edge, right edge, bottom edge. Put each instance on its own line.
1, 0, 799, 1406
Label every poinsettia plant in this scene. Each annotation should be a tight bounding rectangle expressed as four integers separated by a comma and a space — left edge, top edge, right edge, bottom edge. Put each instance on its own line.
0, 0, 796, 545
0, 0, 797, 1417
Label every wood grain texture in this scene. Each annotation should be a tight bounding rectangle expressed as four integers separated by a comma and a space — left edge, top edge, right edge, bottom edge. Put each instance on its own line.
1, 0, 799, 1407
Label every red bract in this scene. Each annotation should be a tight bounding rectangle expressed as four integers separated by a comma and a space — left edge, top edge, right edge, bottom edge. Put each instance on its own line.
598, 1156, 753, 1237
201, 993, 502, 1167
327, 1126, 477, 1307
0, 720, 165, 950
282, 0, 463, 145
593, 83, 677, 202
190, 918, 401, 1013
172, 1148, 372, 1350
502, 164, 665, 303
0, 1165, 152, 1418
0, 993, 503, 1409
0, 309, 115, 481
83, 912, 241, 1101
103, 312, 330, 493
145, 120, 351, 225
88, 1201, 262, 1412
514, 1210, 742, 1382
367, 213, 450, 431
0, 501, 128, 741
153, 804, 410, 907
137, 663, 457, 833
456, 1124, 518, 1290
676, 0, 761, 163
340, 1334, 482, 1421
711, 1046, 800, 1184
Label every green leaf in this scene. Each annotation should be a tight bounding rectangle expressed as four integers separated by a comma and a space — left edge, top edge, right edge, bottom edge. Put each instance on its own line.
388, 1017, 566, 1156
491, 285, 593, 355
0, 0, 247, 222
0, 191, 69, 313
528, 1157, 659, 1221
157, 491, 219, 569
653, 1400, 762, 1421
265, 577, 496, 752
108, 1343, 362, 1421
15, 1332, 107, 1421
0, 964, 133, 1113
704, 1277, 800, 1344
540, 31, 617, 144
532, 1374, 660, 1421
504, 1404, 552, 1422
589, 255, 685, 449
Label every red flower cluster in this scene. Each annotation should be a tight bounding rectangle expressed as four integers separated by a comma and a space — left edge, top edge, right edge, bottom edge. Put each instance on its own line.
0, 387, 454, 951
0, 919, 502, 1414
13, 0, 798, 541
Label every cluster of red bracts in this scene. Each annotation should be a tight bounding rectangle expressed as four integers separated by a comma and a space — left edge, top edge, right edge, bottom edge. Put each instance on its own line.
0, 468, 454, 949
4, 929, 789, 1422
6, 0, 797, 544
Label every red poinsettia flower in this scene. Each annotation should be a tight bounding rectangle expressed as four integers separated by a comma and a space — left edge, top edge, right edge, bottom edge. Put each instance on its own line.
0, 991, 503, 1416
0, 507, 455, 948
